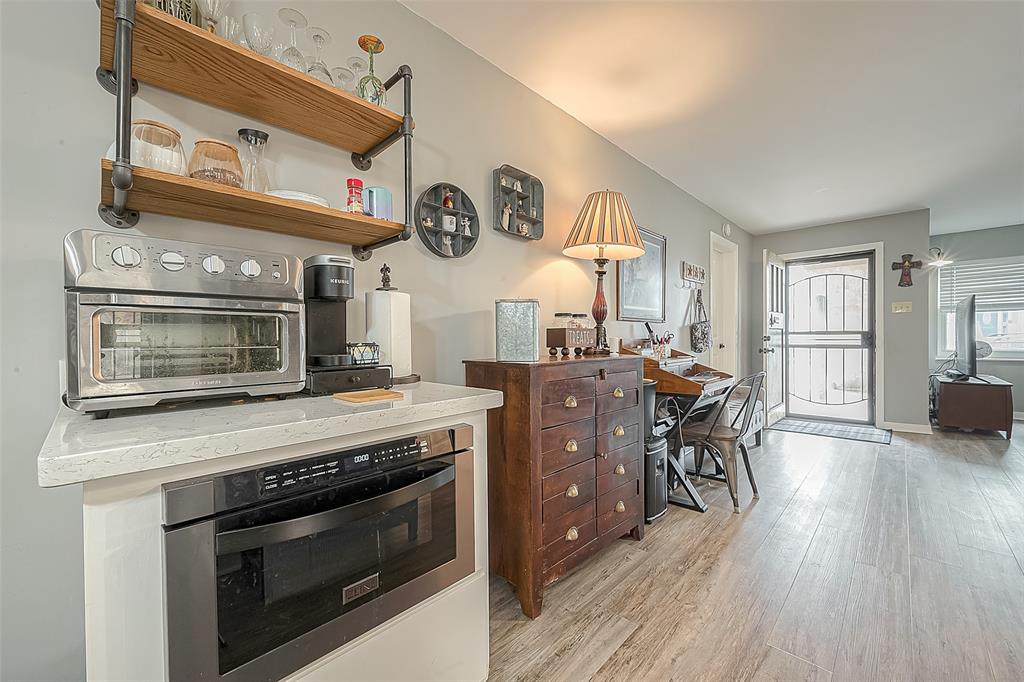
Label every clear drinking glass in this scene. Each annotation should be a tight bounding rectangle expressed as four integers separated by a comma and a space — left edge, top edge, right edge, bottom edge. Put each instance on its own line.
277, 8, 307, 73
306, 27, 333, 85
215, 15, 241, 44
242, 12, 274, 56
331, 66, 355, 92
197, 0, 230, 33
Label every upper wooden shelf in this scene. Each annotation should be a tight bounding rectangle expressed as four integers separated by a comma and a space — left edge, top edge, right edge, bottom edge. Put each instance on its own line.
101, 159, 405, 247
99, 0, 405, 155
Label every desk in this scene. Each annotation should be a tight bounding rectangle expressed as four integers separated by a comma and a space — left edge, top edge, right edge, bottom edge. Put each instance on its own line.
935, 374, 1013, 439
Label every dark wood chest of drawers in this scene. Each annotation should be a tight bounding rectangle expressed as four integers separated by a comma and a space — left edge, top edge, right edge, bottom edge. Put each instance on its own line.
465, 355, 645, 617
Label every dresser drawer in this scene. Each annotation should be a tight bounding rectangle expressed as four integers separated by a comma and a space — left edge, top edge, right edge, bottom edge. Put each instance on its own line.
542, 376, 596, 406
542, 458, 596, 501
542, 499, 596, 546
544, 519, 597, 568
596, 441, 639, 475
597, 480, 641, 534
542, 397, 596, 428
597, 423, 639, 454
597, 406, 639, 436
542, 437, 595, 476
596, 370, 638, 396
541, 418, 595, 455
543, 479, 596, 520
596, 387, 638, 415
597, 459, 638, 496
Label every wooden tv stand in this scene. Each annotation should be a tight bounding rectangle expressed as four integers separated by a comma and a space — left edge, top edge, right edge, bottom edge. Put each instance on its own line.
935, 374, 1014, 439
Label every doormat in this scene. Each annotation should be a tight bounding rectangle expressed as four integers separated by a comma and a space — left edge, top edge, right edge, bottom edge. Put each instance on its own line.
769, 417, 892, 445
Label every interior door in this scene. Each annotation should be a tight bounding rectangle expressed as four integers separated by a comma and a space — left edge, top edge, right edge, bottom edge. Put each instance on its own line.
761, 250, 785, 426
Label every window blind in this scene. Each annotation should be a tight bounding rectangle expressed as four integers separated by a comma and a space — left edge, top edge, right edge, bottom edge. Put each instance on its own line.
937, 257, 1024, 312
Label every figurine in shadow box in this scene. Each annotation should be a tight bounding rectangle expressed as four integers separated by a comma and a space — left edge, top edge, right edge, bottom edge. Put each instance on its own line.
441, 187, 455, 209
422, 216, 434, 230
441, 234, 454, 257
501, 202, 512, 230
461, 215, 472, 236
513, 179, 523, 192
518, 222, 530, 236
500, 176, 508, 188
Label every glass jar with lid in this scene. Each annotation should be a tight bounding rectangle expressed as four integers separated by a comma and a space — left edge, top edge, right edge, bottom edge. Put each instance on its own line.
554, 313, 572, 328
570, 313, 589, 329
188, 139, 243, 188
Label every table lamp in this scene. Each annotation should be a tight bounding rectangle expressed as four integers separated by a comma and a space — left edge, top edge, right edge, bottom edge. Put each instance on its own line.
562, 190, 645, 353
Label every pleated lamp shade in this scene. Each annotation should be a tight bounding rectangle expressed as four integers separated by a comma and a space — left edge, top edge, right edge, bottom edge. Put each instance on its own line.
562, 190, 645, 261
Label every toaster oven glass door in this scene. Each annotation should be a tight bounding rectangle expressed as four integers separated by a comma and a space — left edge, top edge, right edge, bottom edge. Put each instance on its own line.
69, 294, 304, 400
95, 310, 284, 380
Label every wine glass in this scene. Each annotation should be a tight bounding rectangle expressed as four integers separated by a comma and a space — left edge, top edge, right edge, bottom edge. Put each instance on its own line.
242, 12, 274, 56
197, 0, 230, 33
215, 15, 240, 44
331, 66, 355, 93
346, 55, 367, 81
306, 27, 333, 85
277, 8, 307, 73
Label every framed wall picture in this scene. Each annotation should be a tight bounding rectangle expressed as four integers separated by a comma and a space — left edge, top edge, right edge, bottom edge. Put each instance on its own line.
616, 227, 667, 322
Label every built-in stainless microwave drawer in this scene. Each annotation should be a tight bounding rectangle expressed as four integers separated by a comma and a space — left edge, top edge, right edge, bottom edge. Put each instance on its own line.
65, 292, 305, 408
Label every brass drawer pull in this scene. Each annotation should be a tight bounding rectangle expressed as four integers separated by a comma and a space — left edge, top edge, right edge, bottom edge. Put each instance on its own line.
615, 500, 626, 513
564, 395, 578, 408
566, 526, 579, 542
613, 425, 626, 436
614, 464, 626, 475
565, 439, 578, 453
613, 387, 624, 398
565, 483, 579, 498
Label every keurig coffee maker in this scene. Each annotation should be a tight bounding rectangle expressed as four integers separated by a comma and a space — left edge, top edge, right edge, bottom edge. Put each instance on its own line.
303, 255, 392, 395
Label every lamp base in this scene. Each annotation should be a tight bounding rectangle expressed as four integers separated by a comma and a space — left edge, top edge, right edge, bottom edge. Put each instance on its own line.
592, 257, 611, 355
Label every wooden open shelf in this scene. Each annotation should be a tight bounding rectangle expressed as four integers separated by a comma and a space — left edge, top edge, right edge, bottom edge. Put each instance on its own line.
99, 0, 405, 155
101, 160, 405, 246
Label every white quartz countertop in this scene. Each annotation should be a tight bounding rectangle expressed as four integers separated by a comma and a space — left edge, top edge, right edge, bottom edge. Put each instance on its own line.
37, 382, 503, 487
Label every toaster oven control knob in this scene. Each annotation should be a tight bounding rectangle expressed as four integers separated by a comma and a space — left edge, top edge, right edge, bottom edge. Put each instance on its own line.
111, 245, 141, 268
202, 255, 226, 275
240, 259, 262, 278
159, 251, 186, 272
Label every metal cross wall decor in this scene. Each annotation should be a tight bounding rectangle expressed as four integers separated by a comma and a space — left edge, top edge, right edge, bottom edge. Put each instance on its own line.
891, 253, 922, 287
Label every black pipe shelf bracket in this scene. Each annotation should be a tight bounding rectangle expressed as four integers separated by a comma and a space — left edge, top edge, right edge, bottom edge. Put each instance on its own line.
97, 0, 140, 228
351, 65, 415, 262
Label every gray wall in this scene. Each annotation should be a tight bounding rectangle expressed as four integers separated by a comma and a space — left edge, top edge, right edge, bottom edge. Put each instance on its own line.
0, 1, 752, 678
749, 210, 932, 427
929, 223, 1024, 409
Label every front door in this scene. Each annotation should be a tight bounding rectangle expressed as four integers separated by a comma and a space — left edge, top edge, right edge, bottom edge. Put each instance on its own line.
761, 250, 786, 426
785, 252, 875, 424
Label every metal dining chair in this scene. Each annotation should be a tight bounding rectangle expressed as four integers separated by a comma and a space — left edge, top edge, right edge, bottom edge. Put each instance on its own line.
680, 371, 766, 513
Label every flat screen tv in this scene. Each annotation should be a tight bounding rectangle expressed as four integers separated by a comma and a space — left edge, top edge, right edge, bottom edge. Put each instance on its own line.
953, 294, 977, 377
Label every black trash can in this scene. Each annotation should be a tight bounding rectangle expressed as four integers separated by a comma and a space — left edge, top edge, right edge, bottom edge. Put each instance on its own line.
645, 437, 668, 522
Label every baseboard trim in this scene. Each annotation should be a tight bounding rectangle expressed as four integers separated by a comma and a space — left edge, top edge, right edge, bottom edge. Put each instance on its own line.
1014, 411, 1023, 421
882, 421, 933, 434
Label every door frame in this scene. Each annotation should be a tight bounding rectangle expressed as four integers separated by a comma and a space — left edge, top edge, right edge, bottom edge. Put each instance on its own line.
783, 250, 876, 425
779, 241, 885, 428
709, 233, 739, 375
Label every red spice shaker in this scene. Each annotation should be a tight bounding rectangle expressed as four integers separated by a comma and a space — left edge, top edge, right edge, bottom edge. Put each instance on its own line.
346, 178, 364, 213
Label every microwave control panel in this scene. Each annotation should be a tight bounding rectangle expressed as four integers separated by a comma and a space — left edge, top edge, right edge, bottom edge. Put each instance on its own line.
257, 436, 430, 497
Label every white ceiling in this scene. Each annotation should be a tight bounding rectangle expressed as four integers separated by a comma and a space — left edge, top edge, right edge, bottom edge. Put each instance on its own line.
405, 1, 1024, 235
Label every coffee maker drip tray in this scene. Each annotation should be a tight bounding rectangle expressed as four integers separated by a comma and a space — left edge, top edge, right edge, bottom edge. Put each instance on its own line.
309, 354, 354, 368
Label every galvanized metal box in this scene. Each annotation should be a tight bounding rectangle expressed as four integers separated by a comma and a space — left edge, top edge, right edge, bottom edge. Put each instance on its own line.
495, 299, 540, 362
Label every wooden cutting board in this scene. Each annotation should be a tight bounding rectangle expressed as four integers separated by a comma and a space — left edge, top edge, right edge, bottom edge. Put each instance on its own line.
333, 389, 404, 403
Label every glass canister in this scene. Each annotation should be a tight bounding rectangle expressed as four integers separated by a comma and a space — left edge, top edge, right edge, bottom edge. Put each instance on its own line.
571, 313, 589, 329
554, 312, 572, 328
346, 178, 364, 213
105, 119, 186, 176
237, 128, 270, 193
188, 139, 243, 188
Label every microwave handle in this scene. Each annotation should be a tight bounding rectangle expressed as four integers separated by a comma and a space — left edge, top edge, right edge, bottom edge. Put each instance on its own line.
215, 464, 455, 555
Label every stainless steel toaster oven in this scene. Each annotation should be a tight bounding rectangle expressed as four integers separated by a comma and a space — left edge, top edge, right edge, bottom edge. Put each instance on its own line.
63, 229, 305, 412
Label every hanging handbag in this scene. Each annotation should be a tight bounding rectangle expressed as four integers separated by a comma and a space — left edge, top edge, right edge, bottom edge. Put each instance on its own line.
690, 290, 712, 353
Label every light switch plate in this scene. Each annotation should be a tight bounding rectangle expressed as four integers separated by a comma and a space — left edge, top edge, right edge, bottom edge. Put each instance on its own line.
892, 301, 913, 314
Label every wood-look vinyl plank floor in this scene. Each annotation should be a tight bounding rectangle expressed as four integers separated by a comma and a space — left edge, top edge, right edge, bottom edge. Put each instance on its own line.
488, 428, 1023, 681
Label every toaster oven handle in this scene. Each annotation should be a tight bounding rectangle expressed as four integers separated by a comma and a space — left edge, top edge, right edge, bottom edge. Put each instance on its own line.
215, 463, 455, 555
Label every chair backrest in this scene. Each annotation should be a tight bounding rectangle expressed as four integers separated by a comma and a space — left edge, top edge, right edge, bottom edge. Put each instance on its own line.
701, 371, 766, 440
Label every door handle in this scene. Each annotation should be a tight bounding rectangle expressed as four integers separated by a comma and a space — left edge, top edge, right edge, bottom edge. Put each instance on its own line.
718, 343, 726, 349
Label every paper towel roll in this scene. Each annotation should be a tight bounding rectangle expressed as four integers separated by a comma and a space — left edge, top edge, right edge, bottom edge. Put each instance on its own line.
365, 290, 412, 377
